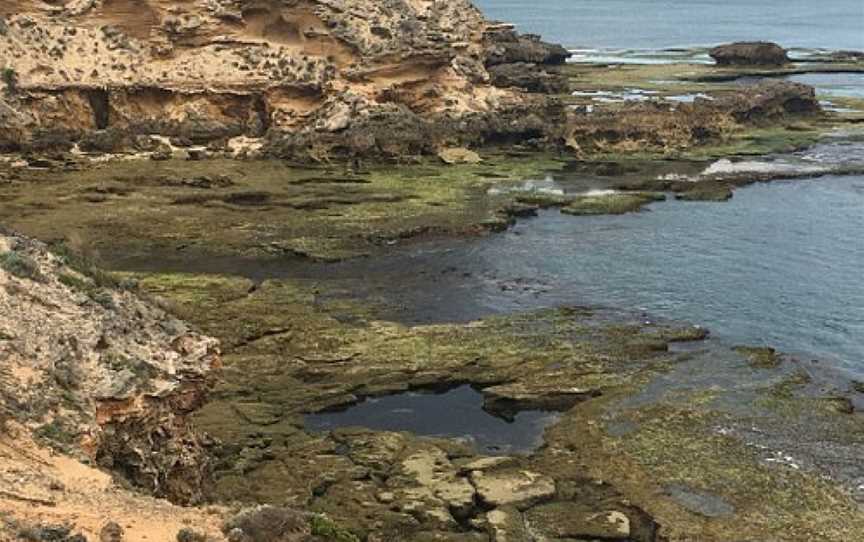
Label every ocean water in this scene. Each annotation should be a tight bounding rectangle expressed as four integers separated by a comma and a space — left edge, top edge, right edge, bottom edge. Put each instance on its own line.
475, 0, 864, 51
307, 172, 864, 378
471, 176, 864, 375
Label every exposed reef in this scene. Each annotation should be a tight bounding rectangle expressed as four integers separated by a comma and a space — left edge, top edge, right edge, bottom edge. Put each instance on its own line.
2, 2, 864, 541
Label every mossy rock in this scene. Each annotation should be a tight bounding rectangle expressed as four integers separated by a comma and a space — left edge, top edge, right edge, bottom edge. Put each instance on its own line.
561, 192, 665, 216
734, 346, 780, 369
676, 183, 734, 202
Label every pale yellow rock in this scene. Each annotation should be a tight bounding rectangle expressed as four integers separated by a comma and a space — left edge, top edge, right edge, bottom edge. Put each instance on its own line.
459, 456, 516, 473
486, 506, 530, 542
402, 448, 476, 513
438, 147, 483, 165
470, 469, 556, 510
605, 510, 631, 536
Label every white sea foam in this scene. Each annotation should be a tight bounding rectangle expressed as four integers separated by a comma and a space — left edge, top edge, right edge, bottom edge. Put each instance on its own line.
487, 176, 565, 196
580, 189, 618, 197
701, 159, 823, 176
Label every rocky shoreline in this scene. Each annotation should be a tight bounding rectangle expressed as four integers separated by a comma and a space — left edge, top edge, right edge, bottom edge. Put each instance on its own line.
2, 1, 864, 541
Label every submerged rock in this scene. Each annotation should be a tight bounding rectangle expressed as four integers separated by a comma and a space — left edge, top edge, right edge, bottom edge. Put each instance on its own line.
709, 41, 790, 66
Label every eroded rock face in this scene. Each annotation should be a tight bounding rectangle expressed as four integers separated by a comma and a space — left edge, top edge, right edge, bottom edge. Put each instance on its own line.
483, 25, 571, 94
0, 228, 220, 504
564, 80, 821, 155
0, 1, 569, 159
483, 27, 571, 66
715, 80, 821, 121
709, 41, 790, 66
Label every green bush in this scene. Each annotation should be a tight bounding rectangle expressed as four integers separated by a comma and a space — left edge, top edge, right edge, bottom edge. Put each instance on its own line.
49, 241, 121, 289
0, 251, 43, 281
310, 516, 361, 542
1, 67, 17, 95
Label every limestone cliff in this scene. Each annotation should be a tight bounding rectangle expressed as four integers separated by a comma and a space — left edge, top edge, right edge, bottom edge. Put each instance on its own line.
0, 229, 220, 505
0, 1, 570, 159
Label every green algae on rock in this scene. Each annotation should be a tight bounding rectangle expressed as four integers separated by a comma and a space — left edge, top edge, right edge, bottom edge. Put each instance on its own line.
0, 154, 570, 263
733, 346, 781, 369
561, 191, 666, 215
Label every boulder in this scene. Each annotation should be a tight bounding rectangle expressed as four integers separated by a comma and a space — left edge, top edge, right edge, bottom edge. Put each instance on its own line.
485, 28, 571, 66
709, 41, 790, 66
487, 62, 570, 94
715, 80, 821, 121
486, 507, 530, 542
438, 147, 482, 165
0, 230, 221, 505
222, 506, 310, 542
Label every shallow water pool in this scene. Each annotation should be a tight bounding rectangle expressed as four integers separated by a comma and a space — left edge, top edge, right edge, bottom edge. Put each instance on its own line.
304, 385, 559, 454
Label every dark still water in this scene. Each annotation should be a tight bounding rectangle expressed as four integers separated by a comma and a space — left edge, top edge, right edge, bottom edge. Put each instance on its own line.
475, 0, 864, 51
328, 175, 864, 377
305, 385, 558, 454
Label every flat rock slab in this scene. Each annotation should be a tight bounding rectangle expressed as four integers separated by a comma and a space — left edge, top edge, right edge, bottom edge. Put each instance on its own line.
486, 506, 530, 542
525, 501, 632, 539
470, 469, 555, 510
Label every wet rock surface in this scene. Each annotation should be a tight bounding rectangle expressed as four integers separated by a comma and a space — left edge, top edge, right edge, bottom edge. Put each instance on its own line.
2, 14, 864, 541
4, 150, 864, 539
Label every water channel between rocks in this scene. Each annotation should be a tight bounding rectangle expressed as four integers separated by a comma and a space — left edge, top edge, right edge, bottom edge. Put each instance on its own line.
104, 154, 864, 451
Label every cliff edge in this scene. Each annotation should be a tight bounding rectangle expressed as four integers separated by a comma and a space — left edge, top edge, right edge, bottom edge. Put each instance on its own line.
0, 228, 220, 513
0, 0, 570, 160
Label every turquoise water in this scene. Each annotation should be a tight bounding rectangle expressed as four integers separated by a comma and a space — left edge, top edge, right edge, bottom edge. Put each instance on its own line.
475, 0, 864, 51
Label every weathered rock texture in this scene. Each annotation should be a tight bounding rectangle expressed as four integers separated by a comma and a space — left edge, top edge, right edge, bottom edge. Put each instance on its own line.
565, 80, 821, 155
0, 1, 570, 159
709, 41, 790, 66
0, 228, 220, 505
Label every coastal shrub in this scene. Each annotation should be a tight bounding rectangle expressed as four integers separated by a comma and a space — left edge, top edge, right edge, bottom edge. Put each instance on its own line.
310, 515, 361, 542
49, 241, 122, 290
33, 419, 78, 446
1, 67, 17, 95
0, 251, 43, 281
57, 272, 90, 291
0, 364, 13, 432
17, 524, 87, 542
222, 505, 311, 542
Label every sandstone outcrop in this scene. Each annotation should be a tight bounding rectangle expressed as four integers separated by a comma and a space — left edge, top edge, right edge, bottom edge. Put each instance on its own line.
0, 1, 570, 160
565, 80, 821, 155
709, 41, 790, 66
0, 228, 220, 504
484, 25, 571, 94
714, 80, 820, 121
